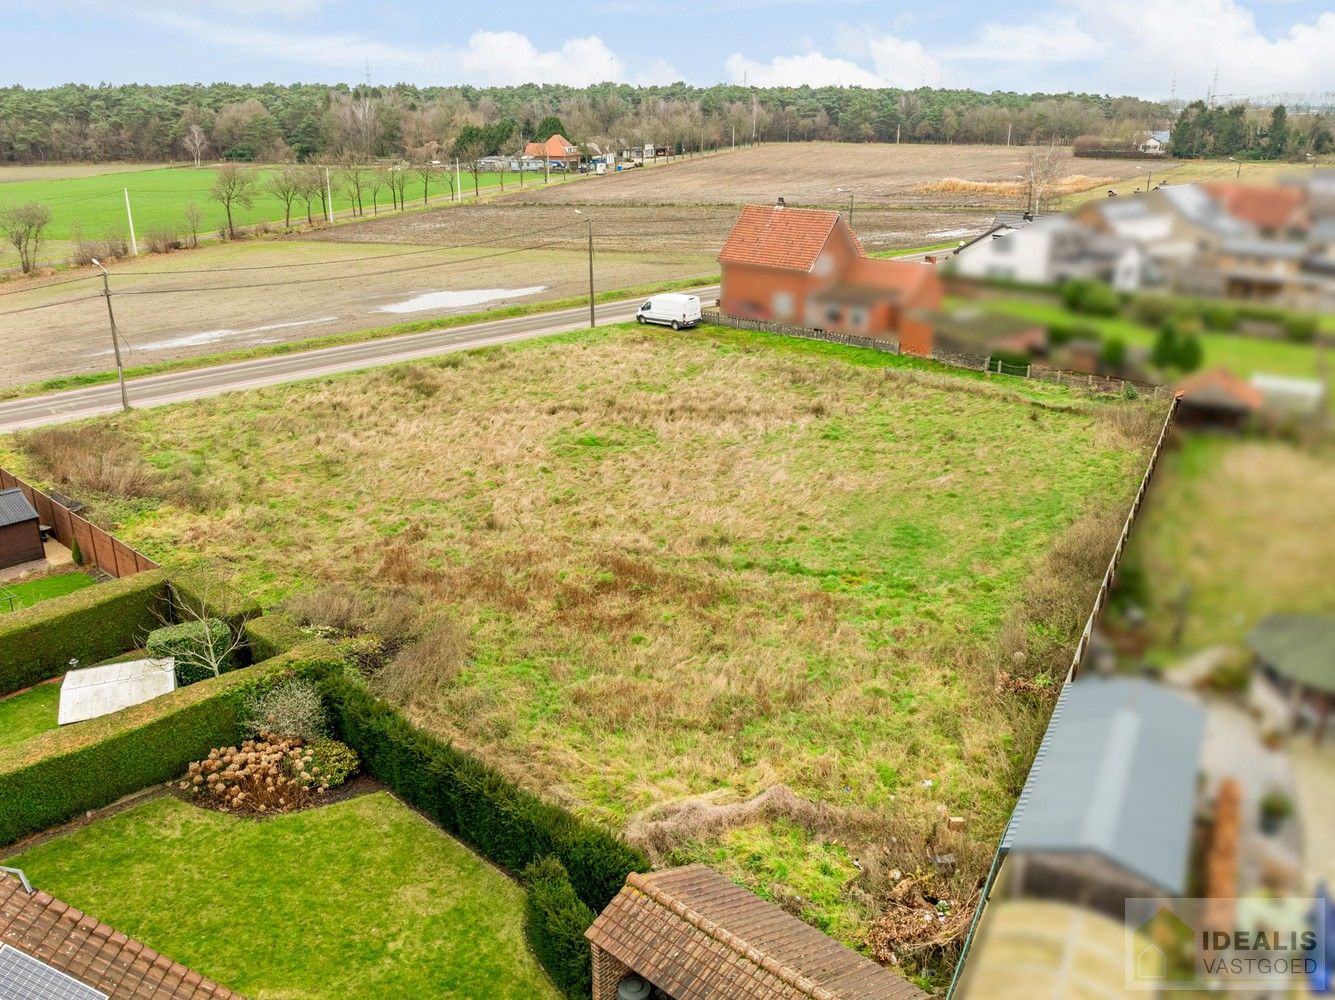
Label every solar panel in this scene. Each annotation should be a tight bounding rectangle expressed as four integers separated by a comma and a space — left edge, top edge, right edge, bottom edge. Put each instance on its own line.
0, 945, 107, 1000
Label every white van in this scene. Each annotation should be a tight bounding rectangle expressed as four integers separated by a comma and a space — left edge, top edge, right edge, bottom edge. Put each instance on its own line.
636, 293, 701, 330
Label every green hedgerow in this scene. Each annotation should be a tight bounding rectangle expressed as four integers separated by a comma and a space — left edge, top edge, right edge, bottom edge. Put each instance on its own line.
522, 856, 596, 1000
147, 618, 237, 686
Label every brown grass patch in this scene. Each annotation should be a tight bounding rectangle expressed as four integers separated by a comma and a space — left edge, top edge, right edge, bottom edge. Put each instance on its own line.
914, 174, 1117, 197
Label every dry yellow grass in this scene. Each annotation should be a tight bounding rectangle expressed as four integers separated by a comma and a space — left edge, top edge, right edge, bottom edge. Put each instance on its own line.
914, 174, 1118, 197
2, 325, 1161, 970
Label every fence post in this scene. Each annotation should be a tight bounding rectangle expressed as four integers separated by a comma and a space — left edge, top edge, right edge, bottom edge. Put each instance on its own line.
1025, 364, 1031, 379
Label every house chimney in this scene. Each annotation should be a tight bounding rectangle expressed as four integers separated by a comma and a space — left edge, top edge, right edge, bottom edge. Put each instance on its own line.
775, 196, 786, 209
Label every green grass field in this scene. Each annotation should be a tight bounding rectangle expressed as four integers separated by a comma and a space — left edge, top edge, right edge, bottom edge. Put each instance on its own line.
0, 682, 60, 749
0, 163, 578, 248
1118, 436, 1335, 664
3, 792, 559, 1000
0, 570, 95, 612
0, 323, 1163, 969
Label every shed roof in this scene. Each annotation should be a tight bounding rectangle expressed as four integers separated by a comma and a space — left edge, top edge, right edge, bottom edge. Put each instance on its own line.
1001, 677, 1205, 896
719, 205, 862, 272
0, 488, 38, 530
1248, 615, 1335, 694
0, 873, 243, 999
586, 865, 926, 1000
1177, 367, 1264, 413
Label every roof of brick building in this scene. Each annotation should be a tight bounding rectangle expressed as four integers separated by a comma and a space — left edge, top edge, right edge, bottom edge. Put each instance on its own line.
0, 872, 243, 999
585, 865, 927, 1000
1177, 367, 1264, 413
719, 205, 865, 272
0, 488, 38, 530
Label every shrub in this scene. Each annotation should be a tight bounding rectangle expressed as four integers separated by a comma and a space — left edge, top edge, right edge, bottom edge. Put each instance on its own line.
523, 856, 595, 999
0, 570, 168, 695
145, 228, 182, 254
180, 734, 330, 814
1060, 278, 1091, 312
243, 613, 307, 660
1100, 336, 1128, 369
1129, 294, 1175, 328
308, 737, 359, 787
1282, 314, 1317, 343
70, 538, 83, 565
1201, 303, 1238, 332
147, 618, 237, 686
1076, 280, 1120, 317
0, 647, 339, 847
320, 674, 646, 912
244, 678, 328, 741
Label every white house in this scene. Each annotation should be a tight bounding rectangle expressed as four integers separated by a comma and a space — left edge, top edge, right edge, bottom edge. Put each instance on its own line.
951, 215, 1153, 291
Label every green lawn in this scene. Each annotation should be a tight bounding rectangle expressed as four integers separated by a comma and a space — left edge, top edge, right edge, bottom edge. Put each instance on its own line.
0, 163, 577, 247
0, 682, 59, 748
0, 571, 95, 613
4, 792, 559, 1000
983, 299, 1333, 413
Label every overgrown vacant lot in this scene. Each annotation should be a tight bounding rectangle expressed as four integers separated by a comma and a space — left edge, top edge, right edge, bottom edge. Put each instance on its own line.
4, 792, 557, 999
3, 326, 1162, 961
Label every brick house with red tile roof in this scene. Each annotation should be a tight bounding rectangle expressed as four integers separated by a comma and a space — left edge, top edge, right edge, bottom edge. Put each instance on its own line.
1202, 182, 1309, 238
1176, 367, 1263, 428
718, 204, 942, 352
523, 133, 580, 169
0, 872, 243, 999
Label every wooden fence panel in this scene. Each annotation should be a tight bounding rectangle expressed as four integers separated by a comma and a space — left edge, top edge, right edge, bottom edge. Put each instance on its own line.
91, 528, 116, 577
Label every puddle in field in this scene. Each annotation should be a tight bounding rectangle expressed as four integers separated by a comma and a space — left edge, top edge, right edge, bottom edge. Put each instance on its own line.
376, 286, 547, 314
926, 227, 976, 239
89, 316, 338, 356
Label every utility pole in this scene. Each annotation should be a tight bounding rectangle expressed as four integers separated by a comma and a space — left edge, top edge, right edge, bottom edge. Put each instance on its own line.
731, 123, 735, 151
91, 259, 130, 413
324, 167, 334, 222
123, 188, 138, 256
456, 158, 462, 200
1006, 122, 1012, 146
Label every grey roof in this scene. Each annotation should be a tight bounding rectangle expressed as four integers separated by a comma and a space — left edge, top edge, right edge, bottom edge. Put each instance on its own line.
1158, 185, 1254, 238
0, 488, 38, 529
1249, 615, 1335, 694
1150, 130, 1171, 144
1001, 676, 1204, 895
1222, 238, 1308, 260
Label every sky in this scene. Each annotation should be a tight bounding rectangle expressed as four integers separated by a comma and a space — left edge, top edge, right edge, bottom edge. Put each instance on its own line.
4, 0, 1335, 99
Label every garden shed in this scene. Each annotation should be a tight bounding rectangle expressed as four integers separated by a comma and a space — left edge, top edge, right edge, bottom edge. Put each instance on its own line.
0, 487, 42, 570
1249, 614, 1335, 739
58, 658, 177, 725
586, 865, 927, 1000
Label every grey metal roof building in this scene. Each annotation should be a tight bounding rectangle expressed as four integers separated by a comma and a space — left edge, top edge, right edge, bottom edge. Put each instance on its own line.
1001, 676, 1205, 898
0, 489, 37, 530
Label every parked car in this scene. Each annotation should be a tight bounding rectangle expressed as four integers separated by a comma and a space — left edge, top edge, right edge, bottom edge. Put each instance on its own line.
636, 294, 702, 330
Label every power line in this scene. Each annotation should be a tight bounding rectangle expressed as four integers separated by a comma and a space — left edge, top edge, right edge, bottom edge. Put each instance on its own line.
0, 293, 103, 317
0, 272, 100, 297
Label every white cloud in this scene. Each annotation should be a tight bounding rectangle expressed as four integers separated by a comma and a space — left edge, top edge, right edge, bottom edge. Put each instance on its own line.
941, 16, 1107, 63
137, 11, 677, 86
725, 34, 941, 88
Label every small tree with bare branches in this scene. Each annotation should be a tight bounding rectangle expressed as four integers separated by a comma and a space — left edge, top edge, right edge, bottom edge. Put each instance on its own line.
415, 162, 437, 205
340, 159, 369, 216
183, 124, 209, 167
182, 202, 203, 248
209, 164, 256, 239
266, 166, 303, 228
1, 202, 51, 273
388, 164, 410, 211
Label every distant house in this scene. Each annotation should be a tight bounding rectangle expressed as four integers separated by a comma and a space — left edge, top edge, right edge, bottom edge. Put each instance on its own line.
1000, 676, 1205, 915
0, 487, 43, 571
586, 865, 926, 1000
1137, 130, 1170, 154
0, 871, 242, 999
1176, 367, 1263, 428
523, 133, 580, 170
1202, 182, 1309, 239
1248, 615, 1335, 739
1249, 373, 1328, 422
718, 202, 942, 347
951, 215, 1152, 291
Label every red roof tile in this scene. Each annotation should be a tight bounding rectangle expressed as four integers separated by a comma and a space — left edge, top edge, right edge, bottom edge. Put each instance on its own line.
1177, 367, 1263, 411
0, 874, 243, 999
586, 865, 926, 1000
1202, 183, 1308, 232
719, 205, 862, 272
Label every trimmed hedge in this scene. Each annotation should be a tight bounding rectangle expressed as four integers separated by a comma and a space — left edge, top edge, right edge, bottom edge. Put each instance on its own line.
0, 645, 340, 847
0, 569, 168, 696
242, 613, 307, 661
147, 618, 237, 686
523, 856, 596, 999
320, 674, 647, 913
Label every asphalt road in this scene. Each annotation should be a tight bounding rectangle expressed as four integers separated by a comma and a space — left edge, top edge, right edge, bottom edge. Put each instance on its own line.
0, 285, 721, 432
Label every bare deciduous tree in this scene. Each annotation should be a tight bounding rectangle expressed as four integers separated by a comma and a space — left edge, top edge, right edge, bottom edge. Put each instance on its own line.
209, 164, 256, 239
365, 169, 385, 216
266, 166, 303, 228
414, 162, 437, 206
340, 159, 368, 216
388, 164, 410, 211
1022, 144, 1066, 213
182, 124, 209, 167
156, 580, 254, 681
1, 202, 51, 273
296, 166, 323, 224
182, 202, 203, 248
455, 138, 486, 197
